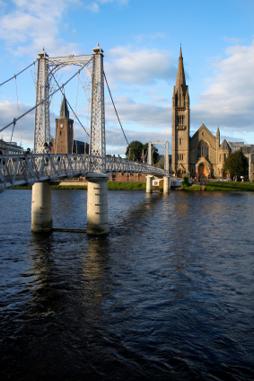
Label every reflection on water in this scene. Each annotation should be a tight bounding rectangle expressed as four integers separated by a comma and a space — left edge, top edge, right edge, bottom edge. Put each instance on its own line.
0, 190, 254, 380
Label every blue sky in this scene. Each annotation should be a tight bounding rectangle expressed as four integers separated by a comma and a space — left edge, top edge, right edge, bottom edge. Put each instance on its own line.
0, 0, 253, 154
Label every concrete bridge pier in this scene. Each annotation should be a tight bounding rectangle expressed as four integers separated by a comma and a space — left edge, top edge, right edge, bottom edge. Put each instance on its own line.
31, 182, 52, 232
146, 175, 153, 193
86, 173, 109, 235
163, 176, 170, 194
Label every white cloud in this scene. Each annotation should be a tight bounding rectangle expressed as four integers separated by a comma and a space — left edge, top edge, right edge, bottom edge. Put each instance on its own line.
105, 96, 170, 127
106, 46, 176, 84
193, 41, 254, 136
0, 0, 79, 56
0, 100, 35, 147
134, 32, 166, 44
0, 100, 60, 148
86, 0, 128, 12
105, 127, 169, 155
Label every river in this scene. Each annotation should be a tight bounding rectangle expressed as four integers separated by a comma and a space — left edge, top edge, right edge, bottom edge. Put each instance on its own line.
0, 189, 254, 380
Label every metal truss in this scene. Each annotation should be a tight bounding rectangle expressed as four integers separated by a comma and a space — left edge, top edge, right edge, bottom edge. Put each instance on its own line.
0, 154, 89, 188
105, 157, 165, 176
89, 46, 106, 173
48, 54, 92, 69
34, 51, 50, 153
0, 154, 165, 189
34, 52, 93, 154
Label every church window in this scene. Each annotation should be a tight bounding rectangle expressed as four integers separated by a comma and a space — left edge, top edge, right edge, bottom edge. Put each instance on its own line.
179, 138, 182, 145
177, 115, 185, 126
178, 153, 184, 160
198, 140, 209, 159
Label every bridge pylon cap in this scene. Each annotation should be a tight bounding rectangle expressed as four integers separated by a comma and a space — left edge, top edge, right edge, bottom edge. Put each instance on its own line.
38, 48, 48, 58
93, 43, 104, 54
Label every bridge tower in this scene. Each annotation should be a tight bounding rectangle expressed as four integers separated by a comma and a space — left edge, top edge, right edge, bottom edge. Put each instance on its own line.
86, 45, 109, 235
34, 50, 50, 153
32, 50, 52, 232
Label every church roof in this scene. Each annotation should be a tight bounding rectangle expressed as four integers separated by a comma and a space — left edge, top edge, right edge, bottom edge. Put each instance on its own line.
221, 139, 231, 150
191, 122, 215, 140
60, 95, 69, 119
175, 46, 187, 89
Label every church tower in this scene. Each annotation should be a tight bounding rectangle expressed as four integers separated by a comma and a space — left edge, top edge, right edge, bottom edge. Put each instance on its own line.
172, 47, 190, 176
54, 95, 74, 154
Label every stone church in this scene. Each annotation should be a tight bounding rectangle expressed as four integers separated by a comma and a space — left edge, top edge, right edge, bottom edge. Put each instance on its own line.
171, 48, 231, 178
52, 95, 89, 155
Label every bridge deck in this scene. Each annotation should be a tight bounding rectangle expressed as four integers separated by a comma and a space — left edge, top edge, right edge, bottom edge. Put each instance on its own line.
0, 154, 166, 189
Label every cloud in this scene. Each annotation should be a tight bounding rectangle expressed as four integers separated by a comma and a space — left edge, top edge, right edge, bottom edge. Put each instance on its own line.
105, 127, 169, 155
106, 46, 176, 84
105, 96, 170, 127
86, 0, 128, 12
134, 32, 166, 44
193, 41, 254, 136
0, 0, 79, 56
0, 100, 59, 148
0, 100, 35, 147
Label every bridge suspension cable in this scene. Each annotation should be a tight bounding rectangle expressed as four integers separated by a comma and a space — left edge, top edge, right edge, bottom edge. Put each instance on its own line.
0, 57, 93, 134
0, 60, 36, 87
51, 72, 90, 138
103, 71, 129, 146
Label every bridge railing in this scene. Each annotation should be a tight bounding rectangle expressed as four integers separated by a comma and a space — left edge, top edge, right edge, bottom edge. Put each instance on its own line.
0, 153, 166, 188
0, 154, 90, 188
105, 156, 165, 176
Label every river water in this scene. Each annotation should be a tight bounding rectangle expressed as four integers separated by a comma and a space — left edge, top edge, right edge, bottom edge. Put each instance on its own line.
0, 189, 253, 380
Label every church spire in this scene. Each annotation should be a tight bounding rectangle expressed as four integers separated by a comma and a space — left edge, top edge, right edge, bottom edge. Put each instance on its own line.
176, 45, 186, 88
60, 95, 69, 119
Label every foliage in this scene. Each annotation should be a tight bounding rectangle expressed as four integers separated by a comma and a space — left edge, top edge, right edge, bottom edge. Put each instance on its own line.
125, 140, 159, 163
142, 143, 159, 164
181, 181, 254, 192
125, 141, 144, 162
223, 150, 248, 180
182, 176, 191, 187
108, 181, 145, 190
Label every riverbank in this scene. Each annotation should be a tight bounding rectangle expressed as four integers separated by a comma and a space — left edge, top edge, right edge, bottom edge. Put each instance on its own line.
10, 180, 254, 192
182, 181, 254, 192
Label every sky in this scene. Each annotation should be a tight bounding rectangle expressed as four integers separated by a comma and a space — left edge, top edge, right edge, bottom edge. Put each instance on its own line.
0, 0, 253, 154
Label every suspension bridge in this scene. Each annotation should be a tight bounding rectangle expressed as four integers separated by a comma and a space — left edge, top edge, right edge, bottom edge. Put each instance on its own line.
0, 45, 170, 235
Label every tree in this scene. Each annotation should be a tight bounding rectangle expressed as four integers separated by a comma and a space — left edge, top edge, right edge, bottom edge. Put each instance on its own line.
125, 141, 144, 162
125, 141, 160, 163
223, 150, 248, 180
142, 143, 160, 164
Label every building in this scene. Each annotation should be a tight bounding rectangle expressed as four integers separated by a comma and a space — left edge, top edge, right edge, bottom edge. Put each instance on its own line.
0, 139, 23, 155
172, 48, 232, 178
171, 47, 190, 177
53, 95, 89, 155
53, 95, 74, 154
73, 140, 89, 154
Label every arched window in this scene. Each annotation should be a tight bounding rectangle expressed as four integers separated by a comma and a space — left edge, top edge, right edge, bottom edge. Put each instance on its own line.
198, 140, 209, 159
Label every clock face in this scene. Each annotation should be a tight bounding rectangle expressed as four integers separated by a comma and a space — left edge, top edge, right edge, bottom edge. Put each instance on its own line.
60, 123, 64, 129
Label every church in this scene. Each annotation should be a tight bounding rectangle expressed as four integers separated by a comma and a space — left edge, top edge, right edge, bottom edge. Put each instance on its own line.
171, 48, 231, 178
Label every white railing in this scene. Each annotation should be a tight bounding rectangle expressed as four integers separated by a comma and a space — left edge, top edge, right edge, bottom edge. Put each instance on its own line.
0, 153, 166, 189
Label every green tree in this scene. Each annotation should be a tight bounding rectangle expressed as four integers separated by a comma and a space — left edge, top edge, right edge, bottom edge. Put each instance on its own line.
223, 149, 248, 180
142, 143, 160, 164
125, 141, 144, 162
126, 141, 160, 163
